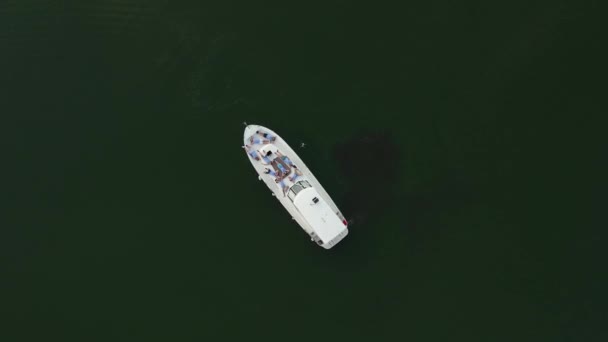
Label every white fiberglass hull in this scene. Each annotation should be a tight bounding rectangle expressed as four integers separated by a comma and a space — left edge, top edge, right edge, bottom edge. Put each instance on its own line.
243, 124, 348, 249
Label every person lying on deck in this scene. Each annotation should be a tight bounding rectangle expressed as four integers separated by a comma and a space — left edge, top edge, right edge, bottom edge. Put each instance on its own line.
275, 151, 294, 166
249, 136, 270, 145
289, 167, 303, 182
242, 145, 260, 160
261, 150, 273, 164
276, 161, 288, 175
275, 178, 289, 196
263, 168, 280, 181
256, 130, 276, 141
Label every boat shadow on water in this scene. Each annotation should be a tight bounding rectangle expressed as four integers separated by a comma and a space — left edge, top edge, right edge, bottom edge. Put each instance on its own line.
333, 130, 401, 229
333, 130, 480, 250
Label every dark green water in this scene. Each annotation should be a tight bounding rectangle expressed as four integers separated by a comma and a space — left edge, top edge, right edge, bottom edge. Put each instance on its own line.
3, 1, 607, 341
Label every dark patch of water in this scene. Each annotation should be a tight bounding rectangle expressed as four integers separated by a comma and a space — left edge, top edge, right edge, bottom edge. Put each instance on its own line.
333, 129, 401, 227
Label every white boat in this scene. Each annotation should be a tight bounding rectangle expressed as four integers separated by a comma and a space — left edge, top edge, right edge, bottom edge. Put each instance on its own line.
243, 124, 349, 249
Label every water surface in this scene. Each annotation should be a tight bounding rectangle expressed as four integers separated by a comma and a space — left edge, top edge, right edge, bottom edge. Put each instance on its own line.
3, 1, 606, 341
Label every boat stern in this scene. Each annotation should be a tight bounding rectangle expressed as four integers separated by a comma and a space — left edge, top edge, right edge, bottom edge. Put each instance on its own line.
320, 228, 349, 249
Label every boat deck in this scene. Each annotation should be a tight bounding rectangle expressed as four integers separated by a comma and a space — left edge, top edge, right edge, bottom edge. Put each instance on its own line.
244, 133, 302, 194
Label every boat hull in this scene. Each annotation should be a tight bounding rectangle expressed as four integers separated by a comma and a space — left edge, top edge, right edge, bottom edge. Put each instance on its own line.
243, 125, 348, 249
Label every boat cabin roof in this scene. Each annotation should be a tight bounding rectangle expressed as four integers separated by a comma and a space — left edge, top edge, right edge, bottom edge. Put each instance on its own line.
293, 187, 346, 243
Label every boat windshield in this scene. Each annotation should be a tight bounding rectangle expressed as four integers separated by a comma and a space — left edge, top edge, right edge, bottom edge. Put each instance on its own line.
288, 180, 312, 201
288, 184, 303, 201
298, 180, 312, 188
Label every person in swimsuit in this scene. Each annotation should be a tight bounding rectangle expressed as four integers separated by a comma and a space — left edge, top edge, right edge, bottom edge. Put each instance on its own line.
256, 130, 276, 141
242, 145, 260, 160
264, 168, 280, 181
282, 156, 294, 166
276, 179, 289, 196
261, 150, 273, 164
249, 136, 270, 145
275, 151, 294, 166
276, 162, 287, 175
289, 168, 303, 182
